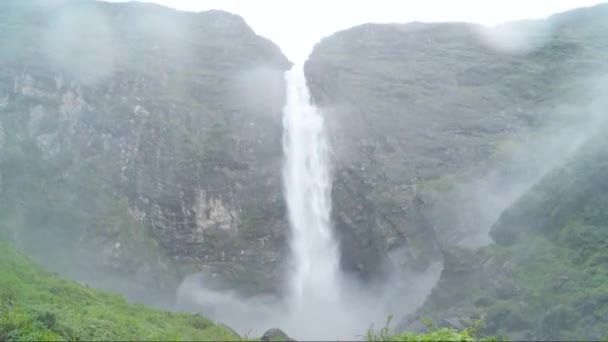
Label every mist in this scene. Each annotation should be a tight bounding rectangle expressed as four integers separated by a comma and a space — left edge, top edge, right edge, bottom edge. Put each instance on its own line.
3, 0, 608, 341
176, 263, 443, 339
434, 94, 608, 248
2, 0, 291, 311
174, 64, 443, 340
172, 10, 608, 339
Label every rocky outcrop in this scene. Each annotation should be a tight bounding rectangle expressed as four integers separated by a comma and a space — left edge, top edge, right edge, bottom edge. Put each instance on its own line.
0, 0, 291, 305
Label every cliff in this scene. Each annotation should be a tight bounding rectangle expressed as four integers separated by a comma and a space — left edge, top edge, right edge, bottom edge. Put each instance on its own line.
3, 0, 608, 339
305, 3, 608, 339
0, 0, 291, 306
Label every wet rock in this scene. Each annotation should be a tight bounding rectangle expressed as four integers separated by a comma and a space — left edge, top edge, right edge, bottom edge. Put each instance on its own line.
261, 328, 296, 341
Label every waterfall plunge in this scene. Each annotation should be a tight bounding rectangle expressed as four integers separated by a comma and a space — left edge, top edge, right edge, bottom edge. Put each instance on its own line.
176, 64, 435, 341
282, 64, 342, 315
279, 65, 385, 340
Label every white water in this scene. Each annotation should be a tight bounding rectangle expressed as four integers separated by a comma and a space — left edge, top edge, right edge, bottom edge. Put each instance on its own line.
282, 65, 340, 305
278, 66, 441, 340
280, 65, 345, 336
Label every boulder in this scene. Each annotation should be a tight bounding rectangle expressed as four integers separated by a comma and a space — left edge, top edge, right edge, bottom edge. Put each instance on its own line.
261, 328, 296, 342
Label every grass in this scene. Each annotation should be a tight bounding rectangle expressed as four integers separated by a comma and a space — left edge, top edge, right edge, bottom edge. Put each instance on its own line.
0, 238, 511, 342
365, 316, 504, 342
0, 240, 239, 341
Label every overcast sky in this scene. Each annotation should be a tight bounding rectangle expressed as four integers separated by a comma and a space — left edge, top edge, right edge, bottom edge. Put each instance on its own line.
104, 0, 606, 61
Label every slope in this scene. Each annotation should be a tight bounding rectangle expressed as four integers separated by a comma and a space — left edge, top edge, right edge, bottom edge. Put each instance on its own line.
0, 240, 238, 341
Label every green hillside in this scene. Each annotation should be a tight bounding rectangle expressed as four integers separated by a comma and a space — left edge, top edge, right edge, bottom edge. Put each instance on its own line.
0, 240, 238, 341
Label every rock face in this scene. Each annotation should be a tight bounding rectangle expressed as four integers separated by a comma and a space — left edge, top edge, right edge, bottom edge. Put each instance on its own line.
0, 0, 291, 305
304, 3, 608, 339
304, 3, 608, 280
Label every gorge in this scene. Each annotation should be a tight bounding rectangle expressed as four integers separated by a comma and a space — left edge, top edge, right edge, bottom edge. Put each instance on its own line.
1, 0, 608, 341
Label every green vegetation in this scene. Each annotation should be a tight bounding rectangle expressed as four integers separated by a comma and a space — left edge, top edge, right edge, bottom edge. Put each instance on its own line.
0, 240, 238, 341
4, 239, 516, 342
365, 317, 504, 342
2, 1, 608, 341
420, 223, 608, 339
413, 133, 608, 340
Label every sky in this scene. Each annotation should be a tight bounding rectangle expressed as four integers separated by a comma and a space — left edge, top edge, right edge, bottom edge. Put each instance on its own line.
104, 0, 607, 61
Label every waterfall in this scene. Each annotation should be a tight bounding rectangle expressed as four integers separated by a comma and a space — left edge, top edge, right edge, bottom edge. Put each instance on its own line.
177, 63, 439, 341
280, 64, 346, 338
282, 64, 341, 307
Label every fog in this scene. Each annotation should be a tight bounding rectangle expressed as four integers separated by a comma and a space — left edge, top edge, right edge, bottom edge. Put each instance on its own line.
87, 0, 608, 338
434, 94, 608, 248
172, 4, 606, 338
44, 4, 117, 84
105, 0, 606, 62
176, 262, 443, 339
4, 0, 608, 340
190, 88, 604, 337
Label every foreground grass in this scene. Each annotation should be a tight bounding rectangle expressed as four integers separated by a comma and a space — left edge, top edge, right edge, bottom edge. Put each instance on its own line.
365, 317, 504, 342
0, 240, 238, 341
1, 239, 508, 342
